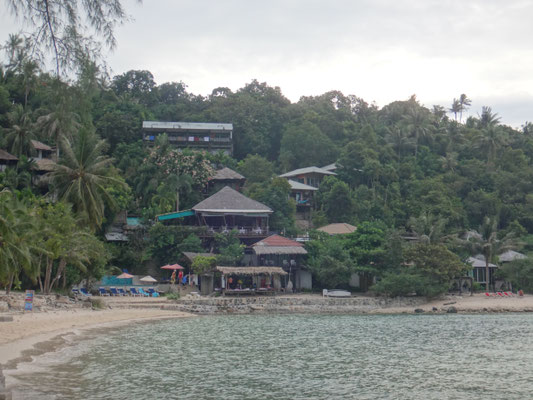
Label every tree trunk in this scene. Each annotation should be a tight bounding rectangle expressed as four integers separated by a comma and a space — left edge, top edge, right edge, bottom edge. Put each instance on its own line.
485, 260, 490, 292
43, 258, 54, 294
6, 272, 14, 294
49, 258, 67, 292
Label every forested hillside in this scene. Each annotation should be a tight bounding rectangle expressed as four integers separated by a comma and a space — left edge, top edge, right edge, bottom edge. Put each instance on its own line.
2, 36, 533, 294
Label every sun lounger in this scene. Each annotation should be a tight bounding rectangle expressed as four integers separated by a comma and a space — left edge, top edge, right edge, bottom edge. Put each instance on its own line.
118, 288, 127, 296
147, 288, 160, 297
138, 288, 150, 297
79, 288, 92, 297
130, 287, 141, 297
98, 287, 109, 296
110, 287, 120, 296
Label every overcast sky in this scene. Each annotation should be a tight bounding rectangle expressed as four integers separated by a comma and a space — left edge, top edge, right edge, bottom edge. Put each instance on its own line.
2, 0, 533, 127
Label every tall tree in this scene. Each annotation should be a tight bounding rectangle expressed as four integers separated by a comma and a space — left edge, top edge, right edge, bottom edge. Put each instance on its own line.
6, 0, 135, 76
458, 94, 471, 123
50, 126, 125, 231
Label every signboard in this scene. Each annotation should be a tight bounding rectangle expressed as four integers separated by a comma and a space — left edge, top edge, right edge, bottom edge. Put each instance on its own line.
24, 290, 34, 312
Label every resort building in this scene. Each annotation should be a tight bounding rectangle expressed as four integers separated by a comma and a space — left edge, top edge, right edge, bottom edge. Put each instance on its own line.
279, 166, 337, 228
0, 149, 18, 171
250, 234, 311, 290
142, 121, 233, 155
467, 256, 497, 287
193, 186, 272, 241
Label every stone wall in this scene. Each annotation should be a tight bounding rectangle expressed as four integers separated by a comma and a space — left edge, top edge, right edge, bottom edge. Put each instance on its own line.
162, 296, 426, 314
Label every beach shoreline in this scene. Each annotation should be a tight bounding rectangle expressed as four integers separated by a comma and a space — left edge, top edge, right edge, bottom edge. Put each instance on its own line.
1, 292, 532, 397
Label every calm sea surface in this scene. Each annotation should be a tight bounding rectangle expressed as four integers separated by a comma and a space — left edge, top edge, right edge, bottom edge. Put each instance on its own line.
9, 313, 533, 399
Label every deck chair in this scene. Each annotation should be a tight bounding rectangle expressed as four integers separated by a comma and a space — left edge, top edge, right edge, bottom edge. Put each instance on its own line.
98, 287, 109, 296
79, 288, 92, 297
118, 288, 127, 296
130, 287, 141, 296
147, 288, 159, 297
138, 288, 150, 297
110, 287, 120, 296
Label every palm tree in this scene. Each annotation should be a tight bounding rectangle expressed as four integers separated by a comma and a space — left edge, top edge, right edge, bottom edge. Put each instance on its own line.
458, 94, 471, 123
466, 216, 518, 291
403, 106, 432, 157
478, 106, 500, 129
449, 99, 461, 121
0, 190, 43, 293
474, 124, 508, 167
408, 211, 448, 244
50, 126, 126, 231
385, 125, 414, 160
4, 105, 36, 157
36, 100, 81, 158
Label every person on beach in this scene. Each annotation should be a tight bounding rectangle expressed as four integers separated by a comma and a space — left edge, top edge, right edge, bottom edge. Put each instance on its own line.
170, 270, 176, 285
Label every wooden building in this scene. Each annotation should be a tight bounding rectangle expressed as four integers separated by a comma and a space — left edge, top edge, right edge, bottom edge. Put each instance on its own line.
206, 167, 246, 193
0, 149, 18, 172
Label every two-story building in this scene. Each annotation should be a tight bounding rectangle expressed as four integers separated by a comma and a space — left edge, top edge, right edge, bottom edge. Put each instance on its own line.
142, 121, 233, 155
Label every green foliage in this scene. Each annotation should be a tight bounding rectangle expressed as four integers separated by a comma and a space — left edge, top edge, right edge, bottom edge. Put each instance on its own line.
214, 230, 244, 266
237, 154, 274, 185
405, 243, 468, 284
146, 224, 205, 266
191, 256, 216, 275
497, 259, 533, 293
247, 178, 296, 234
306, 235, 355, 288
373, 271, 447, 298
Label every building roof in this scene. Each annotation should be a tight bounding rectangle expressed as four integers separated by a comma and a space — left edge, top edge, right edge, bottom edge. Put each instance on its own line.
317, 223, 357, 235
31, 140, 53, 151
182, 252, 216, 262
211, 167, 245, 181
0, 149, 18, 161
143, 121, 233, 132
288, 179, 318, 191
193, 186, 272, 214
33, 158, 56, 171
498, 250, 527, 263
279, 166, 337, 178
321, 163, 337, 171
254, 234, 303, 247
105, 232, 129, 242
216, 266, 288, 275
466, 256, 497, 268
252, 234, 307, 255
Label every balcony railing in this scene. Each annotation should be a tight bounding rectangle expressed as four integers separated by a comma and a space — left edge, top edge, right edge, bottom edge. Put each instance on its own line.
200, 226, 269, 236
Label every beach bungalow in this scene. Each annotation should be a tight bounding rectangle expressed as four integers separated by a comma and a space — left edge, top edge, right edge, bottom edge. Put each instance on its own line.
250, 234, 312, 290
31, 140, 54, 160
466, 256, 498, 286
193, 186, 272, 240
0, 149, 18, 171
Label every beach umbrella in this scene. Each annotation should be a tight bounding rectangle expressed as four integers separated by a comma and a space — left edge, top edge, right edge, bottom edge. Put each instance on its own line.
161, 264, 184, 270
140, 275, 157, 283
117, 272, 134, 279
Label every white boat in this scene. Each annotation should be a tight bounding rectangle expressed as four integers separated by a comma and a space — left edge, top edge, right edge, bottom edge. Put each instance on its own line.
323, 289, 351, 298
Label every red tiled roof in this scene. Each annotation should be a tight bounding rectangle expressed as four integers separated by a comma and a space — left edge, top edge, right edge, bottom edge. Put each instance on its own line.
253, 234, 303, 247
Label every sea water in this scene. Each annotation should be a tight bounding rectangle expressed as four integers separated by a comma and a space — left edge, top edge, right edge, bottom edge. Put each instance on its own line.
7, 313, 533, 399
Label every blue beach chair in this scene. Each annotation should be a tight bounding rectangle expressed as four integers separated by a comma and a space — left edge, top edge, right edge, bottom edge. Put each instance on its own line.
130, 287, 141, 297
98, 287, 109, 296
118, 288, 127, 296
138, 288, 150, 297
110, 287, 120, 296
80, 288, 92, 297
